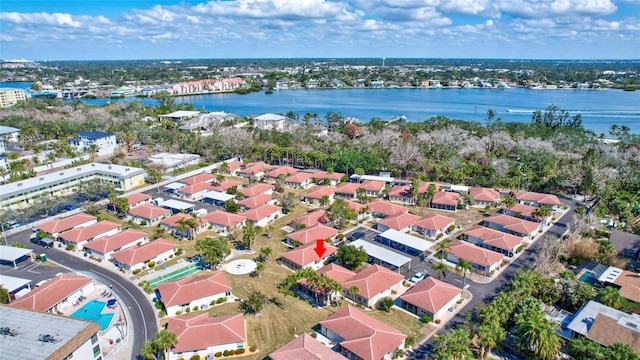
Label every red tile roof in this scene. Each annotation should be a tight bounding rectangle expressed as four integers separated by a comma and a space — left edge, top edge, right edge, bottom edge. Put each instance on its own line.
319, 305, 406, 360
505, 203, 538, 218
287, 224, 339, 245
128, 204, 171, 219
9, 273, 92, 312
110, 238, 177, 266
281, 241, 338, 268
469, 187, 500, 203
335, 182, 360, 195
243, 204, 282, 222
612, 270, 640, 304
266, 166, 297, 178
224, 161, 242, 171
176, 181, 214, 195
400, 277, 461, 314
181, 173, 215, 185
293, 210, 328, 228
285, 172, 314, 184
209, 179, 243, 191
161, 213, 203, 228
157, 273, 231, 307
359, 180, 386, 192
367, 200, 408, 217
413, 213, 455, 231
388, 185, 410, 198
346, 200, 366, 213
317, 263, 357, 284
167, 313, 246, 353
312, 170, 345, 181
448, 240, 503, 267
240, 183, 274, 197
239, 162, 270, 175
431, 191, 461, 206
304, 186, 336, 200
36, 213, 97, 234
201, 210, 246, 228
485, 214, 540, 235
342, 265, 404, 300
463, 225, 523, 252
82, 228, 148, 254
514, 191, 562, 206
238, 193, 272, 209
58, 220, 121, 244
269, 333, 348, 360
125, 193, 151, 205
377, 212, 421, 230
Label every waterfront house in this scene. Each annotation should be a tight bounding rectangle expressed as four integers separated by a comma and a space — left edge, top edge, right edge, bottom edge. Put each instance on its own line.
254, 113, 287, 131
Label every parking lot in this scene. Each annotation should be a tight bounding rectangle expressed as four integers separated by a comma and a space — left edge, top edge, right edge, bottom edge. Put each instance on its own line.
0, 255, 69, 291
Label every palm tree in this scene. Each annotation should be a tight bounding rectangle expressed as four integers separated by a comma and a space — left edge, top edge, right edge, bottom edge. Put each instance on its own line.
254, 261, 265, 279
242, 222, 261, 251
259, 247, 273, 262
328, 279, 343, 305
432, 262, 448, 280
476, 320, 506, 360
435, 239, 451, 262
278, 284, 295, 310
455, 259, 473, 289
348, 285, 360, 303
501, 196, 516, 209
514, 308, 560, 360
175, 218, 195, 239
598, 286, 623, 309
218, 161, 229, 174
87, 144, 99, 163
380, 297, 395, 313
264, 225, 274, 239
154, 330, 178, 360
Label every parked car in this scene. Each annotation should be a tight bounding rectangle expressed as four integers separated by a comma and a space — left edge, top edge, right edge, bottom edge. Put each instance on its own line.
410, 272, 427, 283
63, 204, 76, 211
348, 231, 366, 241
31, 237, 54, 248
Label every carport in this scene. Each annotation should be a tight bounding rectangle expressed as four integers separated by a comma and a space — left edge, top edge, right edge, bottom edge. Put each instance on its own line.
163, 182, 186, 194
374, 229, 431, 257
161, 199, 195, 214
0, 245, 34, 268
350, 239, 412, 272
0, 274, 31, 299
201, 191, 235, 206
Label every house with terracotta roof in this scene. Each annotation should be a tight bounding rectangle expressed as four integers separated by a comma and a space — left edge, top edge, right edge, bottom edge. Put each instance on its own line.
342, 265, 405, 308
125, 193, 152, 208
82, 228, 149, 261
596, 267, 640, 304
9, 273, 94, 313
201, 210, 247, 234
284, 171, 315, 189
239, 183, 274, 198
111, 238, 178, 273
297, 264, 357, 307
156, 273, 232, 316
412, 213, 456, 238
312, 170, 345, 186
359, 180, 386, 198
127, 204, 172, 226
35, 213, 97, 237
399, 277, 462, 321
174, 181, 214, 201
291, 210, 329, 228
286, 224, 339, 246
58, 220, 121, 249
499, 203, 550, 224
238, 192, 273, 210
166, 313, 247, 360
209, 178, 243, 192
269, 333, 348, 360
447, 240, 503, 274
463, 225, 524, 257
388, 185, 413, 205
319, 305, 406, 360
376, 212, 421, 232
334, 182, 360, 199
238, 162, 270, 180
160, 213, 206, 239
303, 186, 336, 206
367, 199, 408, 219
483, 213, 541, 238
264, 166, 297, 182
243, 204, 282, 227
281, 241, 338, 271
219, 160, 243, 176
514, 190, 562, 208
430, 191, 461, 211
180, 173, 215, 185
346, 200, 371, 221
469, 187, 501, 206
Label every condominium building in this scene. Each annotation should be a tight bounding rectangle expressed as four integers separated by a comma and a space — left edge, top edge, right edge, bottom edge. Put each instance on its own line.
0, 88, 26, 107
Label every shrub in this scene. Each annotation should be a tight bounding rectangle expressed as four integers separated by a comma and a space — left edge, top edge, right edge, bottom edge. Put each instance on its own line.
223, 350, 230, 357
436, 233, 443, 239
65, 244, 75, 251
148, 261, 156, 268
235, 349, 245, 355
185, 307, 191, 313
516, 244, 525, 253
456, 299, 464, 305
446, 224, 456, 233
159, 310, 166, 318
421, 314, 432, 323
216, 297, 227, 304
406, 336, 416, 347
434, 319, 441, 324
132, 268, 141, 275
175, 248, 183, 256
249, 345, 256, 352
310, 331, 317, 338
169, 254, 174, 258
214, 352, 222, 357
189, 355, 200, 360
193, 306, 199, 311
140, 220, 147, 226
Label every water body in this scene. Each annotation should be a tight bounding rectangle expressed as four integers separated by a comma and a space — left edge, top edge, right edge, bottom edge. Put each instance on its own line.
3, 82, 639, 134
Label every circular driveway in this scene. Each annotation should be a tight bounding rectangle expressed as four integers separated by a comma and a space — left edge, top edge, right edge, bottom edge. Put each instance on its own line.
225, 259, 257, 275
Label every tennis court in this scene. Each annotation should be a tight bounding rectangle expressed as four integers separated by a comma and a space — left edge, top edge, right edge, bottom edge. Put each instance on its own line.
148, 263, 202, 288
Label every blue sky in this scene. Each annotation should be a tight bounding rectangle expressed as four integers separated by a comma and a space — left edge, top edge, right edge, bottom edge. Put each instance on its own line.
1, 0, 639, 60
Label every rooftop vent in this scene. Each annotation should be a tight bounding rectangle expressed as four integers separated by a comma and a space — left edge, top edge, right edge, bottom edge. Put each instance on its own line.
38, 334, 55, 343
39, 177, 44, 181
59, 172, 64, 176
17, 182, 22, 187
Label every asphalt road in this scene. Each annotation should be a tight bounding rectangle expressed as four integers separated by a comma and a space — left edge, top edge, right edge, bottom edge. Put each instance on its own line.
407, 198, 578, 359
7, 230, 158, 359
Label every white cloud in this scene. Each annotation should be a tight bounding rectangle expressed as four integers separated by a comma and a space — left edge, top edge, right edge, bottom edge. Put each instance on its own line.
498, 0, 617, 18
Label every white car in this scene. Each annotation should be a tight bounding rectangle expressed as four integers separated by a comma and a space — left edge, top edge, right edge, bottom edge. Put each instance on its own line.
410, 272, 426, 283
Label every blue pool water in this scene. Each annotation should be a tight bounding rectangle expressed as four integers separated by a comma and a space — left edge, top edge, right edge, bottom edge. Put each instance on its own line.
71, 300, 114, 330
579, 271, 597, 285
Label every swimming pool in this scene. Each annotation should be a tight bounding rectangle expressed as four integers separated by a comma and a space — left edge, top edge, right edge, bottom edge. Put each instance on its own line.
579, 271, 597, 285
71, 300, 114, 330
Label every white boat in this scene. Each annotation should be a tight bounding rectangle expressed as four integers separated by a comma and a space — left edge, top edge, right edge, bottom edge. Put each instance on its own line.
110, 86, 136, 98
527, 83, 544, 90
496, 81, 511, 89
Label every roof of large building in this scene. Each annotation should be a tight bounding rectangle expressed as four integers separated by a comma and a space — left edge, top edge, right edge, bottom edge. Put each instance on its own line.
269, 333, 348, 360
319, 305, 406, 360
9, 273, 92, 312
463, 225, 523, 252
128, 204, 172, 220
157, 273, 231, 307
36, 213, 97, 234
110, 238, 177, 266
201, 210, 246, 228
342, 265, 404, 300
255, 113, 287, 121
367, 200, 408, 217
167, 313, 245, 353
82, 228, 148, 254
281, 241, 338, 268
448, 240, 503, 267
377, 212, 421, 230
0, 305, 101, 360
287, 224, 338, 245
514, 191, 562, 206
242, 204, 282, 222
58, 221, 121, 244
413, 213, 455, 231
400, 277, 461, 315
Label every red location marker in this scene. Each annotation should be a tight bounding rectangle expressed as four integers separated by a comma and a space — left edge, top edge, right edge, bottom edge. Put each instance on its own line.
314, 239, 326, 258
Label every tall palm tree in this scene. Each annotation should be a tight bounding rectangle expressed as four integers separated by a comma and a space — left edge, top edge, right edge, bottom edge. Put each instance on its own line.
435, 239, 451, 262
259, 247, 273, 262
155, 330, 178, 360
175, 218, 193, 239
501, 196, 516, 209
328, 279, 343, 305
597, 286, 623, 309
432, 262, 448, 280
455, 259, 473, 289
254, 261, 265, 279
514, 308, 560, 360
348, 285, 360, 303
476, 320, 506, 360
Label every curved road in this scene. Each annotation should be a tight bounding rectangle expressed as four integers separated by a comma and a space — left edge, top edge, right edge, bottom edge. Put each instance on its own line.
10, 230, 158, 359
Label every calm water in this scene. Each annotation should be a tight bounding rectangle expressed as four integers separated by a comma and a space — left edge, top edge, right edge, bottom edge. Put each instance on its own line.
4, 82, 639, 134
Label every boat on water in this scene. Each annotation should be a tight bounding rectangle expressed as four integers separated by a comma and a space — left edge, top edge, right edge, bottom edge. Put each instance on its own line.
526, 83, 544, 90
110, 86, 136, 98
496, 81, 511, 89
